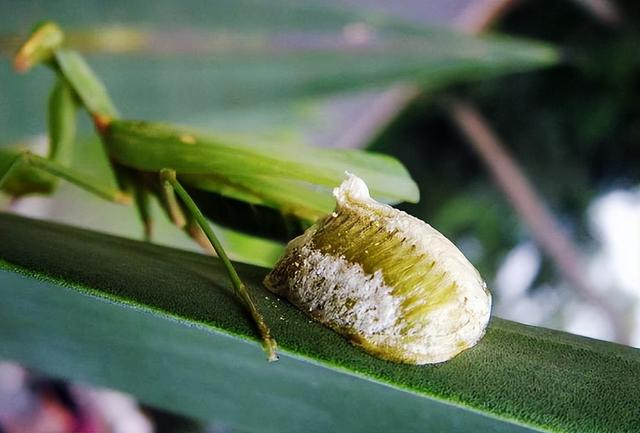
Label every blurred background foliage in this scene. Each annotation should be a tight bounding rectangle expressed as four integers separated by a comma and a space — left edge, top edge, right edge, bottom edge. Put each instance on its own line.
1, 0, 639, 432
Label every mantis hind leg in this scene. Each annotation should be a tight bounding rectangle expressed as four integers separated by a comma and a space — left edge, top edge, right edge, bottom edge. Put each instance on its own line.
159, 168, 278, 362
185, 218, 216, 255
116, 168, 155, 242
159, 178, 215, 255
132, 182, 154, 241
0, 150, 131, 204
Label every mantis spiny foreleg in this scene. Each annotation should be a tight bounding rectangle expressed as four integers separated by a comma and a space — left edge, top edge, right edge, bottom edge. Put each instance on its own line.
0, 150, 131, 205
4, 22, 130, 206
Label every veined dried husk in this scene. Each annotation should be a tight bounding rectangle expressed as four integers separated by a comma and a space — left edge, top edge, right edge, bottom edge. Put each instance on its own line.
264, 174, 491, 364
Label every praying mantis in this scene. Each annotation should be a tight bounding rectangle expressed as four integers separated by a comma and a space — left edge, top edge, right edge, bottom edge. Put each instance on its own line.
0, 22, 418, 361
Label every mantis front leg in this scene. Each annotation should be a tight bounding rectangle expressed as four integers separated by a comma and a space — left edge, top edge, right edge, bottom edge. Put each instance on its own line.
159, 168, 278, 362
0, 150, 131, 205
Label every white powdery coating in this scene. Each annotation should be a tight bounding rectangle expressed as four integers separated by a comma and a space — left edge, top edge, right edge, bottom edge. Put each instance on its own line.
282, 240, 401, 335
333, 174, 491, 363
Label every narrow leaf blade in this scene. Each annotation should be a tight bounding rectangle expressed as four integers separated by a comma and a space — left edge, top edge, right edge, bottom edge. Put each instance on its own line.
0, 213, 638, 433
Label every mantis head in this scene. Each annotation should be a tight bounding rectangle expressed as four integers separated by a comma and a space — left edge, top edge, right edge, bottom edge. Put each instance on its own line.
14, 21, 64, 72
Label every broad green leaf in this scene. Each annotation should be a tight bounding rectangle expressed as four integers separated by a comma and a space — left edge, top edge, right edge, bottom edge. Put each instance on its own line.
77, 28, 557, 120
1, 213, 638, 433
0, 1, 558, 140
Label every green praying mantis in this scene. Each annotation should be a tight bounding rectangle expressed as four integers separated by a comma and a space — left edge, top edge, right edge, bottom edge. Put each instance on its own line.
0, 22, 419, 361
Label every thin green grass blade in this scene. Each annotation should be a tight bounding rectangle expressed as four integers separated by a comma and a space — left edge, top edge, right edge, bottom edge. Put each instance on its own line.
0, 213, 638, 433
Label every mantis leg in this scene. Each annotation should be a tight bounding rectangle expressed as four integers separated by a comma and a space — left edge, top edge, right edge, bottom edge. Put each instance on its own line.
0, 151, 131, 204
159, 168, 278, 362
132, 183, 153, 241
159, 182, 215, 254
185, 217, 216, 255
159, 180, 214, 254
161, 178, 187, 228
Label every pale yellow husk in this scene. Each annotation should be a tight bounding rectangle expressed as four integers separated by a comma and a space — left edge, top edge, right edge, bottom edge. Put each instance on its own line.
264, 174, 491, 364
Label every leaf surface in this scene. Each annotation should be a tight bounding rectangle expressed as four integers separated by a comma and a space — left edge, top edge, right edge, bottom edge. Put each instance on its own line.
0, 212, 638, 433
0, 0, 558, 139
